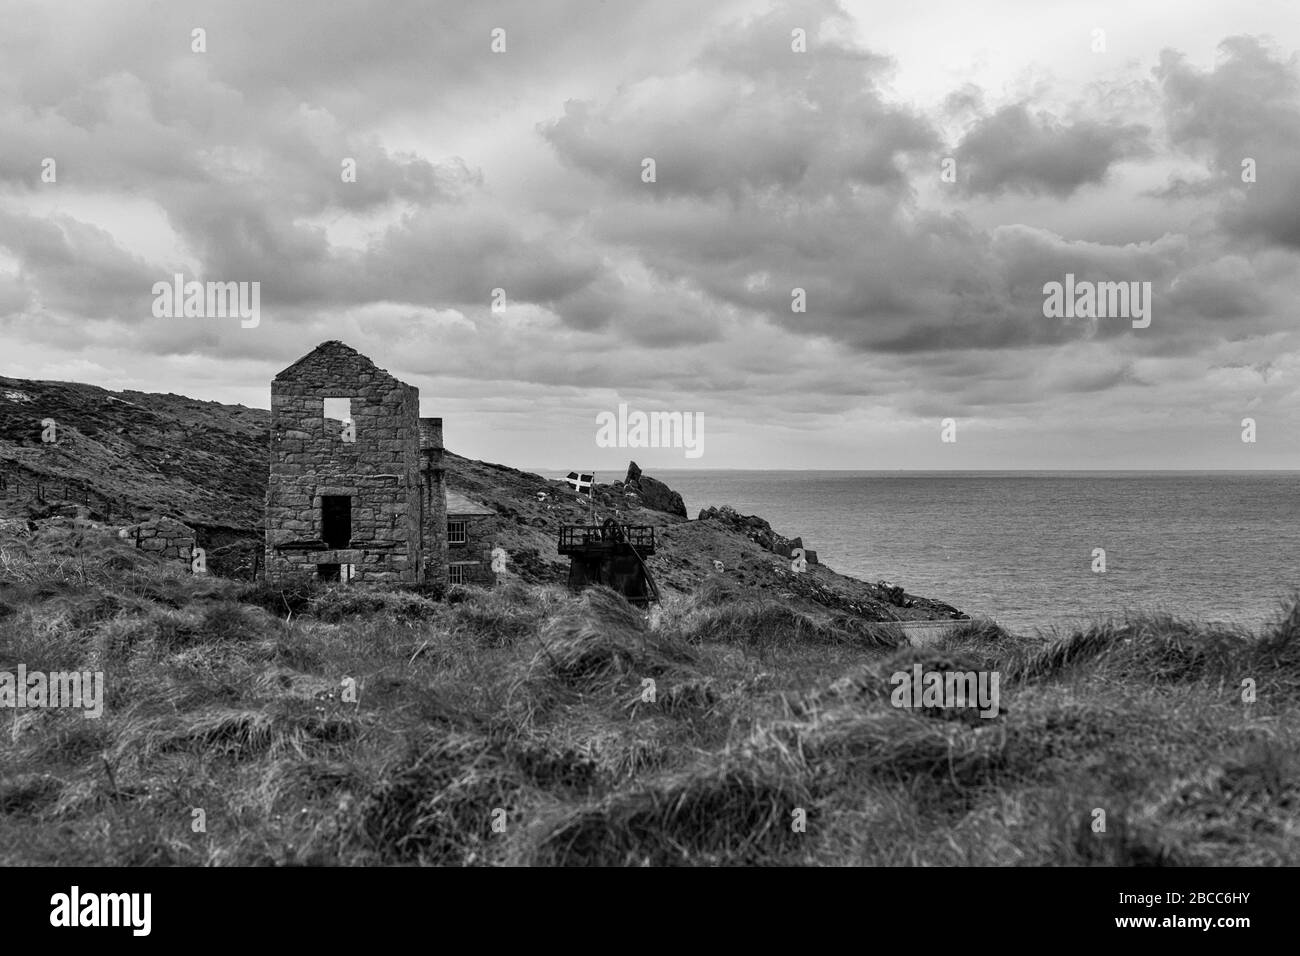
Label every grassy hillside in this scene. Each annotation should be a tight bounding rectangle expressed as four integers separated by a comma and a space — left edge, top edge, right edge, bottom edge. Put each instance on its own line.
1, 520, 1296, 865
0, 375, 269, 530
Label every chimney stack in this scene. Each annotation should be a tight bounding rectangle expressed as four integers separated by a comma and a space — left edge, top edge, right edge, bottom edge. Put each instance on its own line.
418, 417, 448, 585
419, 417, 443, 461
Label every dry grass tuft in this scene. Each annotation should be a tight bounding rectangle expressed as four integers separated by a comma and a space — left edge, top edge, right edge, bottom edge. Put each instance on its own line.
525, 754, 810, 866
353, 731, 529, 865
114, 703, 362, 762
523, 587, 697, 696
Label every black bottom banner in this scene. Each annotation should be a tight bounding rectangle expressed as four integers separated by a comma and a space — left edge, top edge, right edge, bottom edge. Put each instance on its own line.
0, 865, 1278, 944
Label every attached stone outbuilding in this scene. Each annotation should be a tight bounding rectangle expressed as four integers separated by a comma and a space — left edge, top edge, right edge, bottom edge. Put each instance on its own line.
446, 490, 497, 586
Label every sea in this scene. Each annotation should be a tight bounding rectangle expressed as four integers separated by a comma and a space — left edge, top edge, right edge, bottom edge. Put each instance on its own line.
632, 471, 1300, 636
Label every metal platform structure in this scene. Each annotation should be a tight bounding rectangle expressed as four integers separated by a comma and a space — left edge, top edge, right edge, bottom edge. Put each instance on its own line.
558, 518, 660, 606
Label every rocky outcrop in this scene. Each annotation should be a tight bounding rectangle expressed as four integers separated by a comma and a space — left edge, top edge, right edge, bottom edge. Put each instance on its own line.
776, 565, 966, 620
615, 461, 687, 518
697, 505, 816, 563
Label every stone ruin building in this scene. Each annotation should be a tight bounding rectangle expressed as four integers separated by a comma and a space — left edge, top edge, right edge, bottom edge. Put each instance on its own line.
264, 341, 462, 586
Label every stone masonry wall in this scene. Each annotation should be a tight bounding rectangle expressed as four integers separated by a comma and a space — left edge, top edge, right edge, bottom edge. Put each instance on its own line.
118, 516, 196, 566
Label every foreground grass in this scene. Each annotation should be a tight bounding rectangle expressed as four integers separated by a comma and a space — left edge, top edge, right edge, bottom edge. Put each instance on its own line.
1, 518, 1297, 865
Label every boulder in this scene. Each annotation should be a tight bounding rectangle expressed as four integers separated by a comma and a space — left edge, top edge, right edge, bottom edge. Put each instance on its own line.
877, 581, 907, 606
622, 461, 687, 518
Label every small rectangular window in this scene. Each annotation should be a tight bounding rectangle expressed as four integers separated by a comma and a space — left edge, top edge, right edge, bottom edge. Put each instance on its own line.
323, 397, 351, 422
448, 520, 467, 545
318, 563, 341, 582
448, 564, 466, 585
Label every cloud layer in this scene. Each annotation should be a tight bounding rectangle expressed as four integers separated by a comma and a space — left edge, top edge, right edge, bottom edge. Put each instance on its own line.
2, 0, 1299, 469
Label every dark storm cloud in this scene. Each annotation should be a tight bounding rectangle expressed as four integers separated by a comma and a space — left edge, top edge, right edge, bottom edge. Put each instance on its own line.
0, 208, 158, 319
1167, 256, 1267, 319
536, 1, 1024, 354
954, 104, 1150, 198
0, 0, 722, 126
550, 273, 725, 346
0, 79, 591, 324
1156, 36, 1300, 248
1145, 175, 1218, 200
534, 2, 1241, 362
541, 1, 937, 200
0, 0, 676, 332
357, 207, 602, 309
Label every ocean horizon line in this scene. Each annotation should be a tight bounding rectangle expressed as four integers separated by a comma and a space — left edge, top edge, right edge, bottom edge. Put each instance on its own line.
531, 467, 1300, 475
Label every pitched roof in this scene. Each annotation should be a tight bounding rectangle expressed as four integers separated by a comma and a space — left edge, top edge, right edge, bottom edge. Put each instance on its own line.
446, 491, 494, 516
273, 341, 407, 385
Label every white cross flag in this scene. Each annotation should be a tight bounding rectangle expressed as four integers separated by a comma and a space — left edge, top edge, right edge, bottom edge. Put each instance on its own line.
566, 471, 595, 496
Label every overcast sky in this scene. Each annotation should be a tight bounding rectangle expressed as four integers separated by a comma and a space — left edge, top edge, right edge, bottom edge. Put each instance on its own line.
3, 0, 1300, 470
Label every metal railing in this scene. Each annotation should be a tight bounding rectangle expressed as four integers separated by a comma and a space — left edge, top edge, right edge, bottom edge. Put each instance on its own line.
558, 523, 656, 554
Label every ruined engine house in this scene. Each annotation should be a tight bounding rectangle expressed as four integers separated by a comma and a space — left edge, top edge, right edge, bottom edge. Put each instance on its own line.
264, 341, 450, 585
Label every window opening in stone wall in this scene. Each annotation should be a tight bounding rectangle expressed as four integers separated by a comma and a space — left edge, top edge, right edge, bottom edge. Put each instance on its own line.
323, 397, 352, 422
323, 397, 355, 442
322, 496, 352, 548
448, 519, 467, 544
448, 564, 466, 585
318, 563, 341, 582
